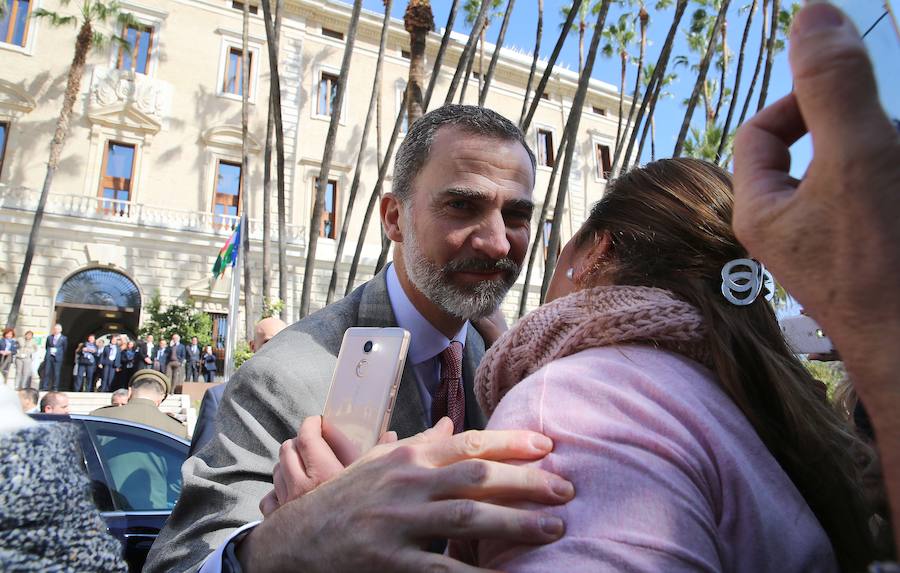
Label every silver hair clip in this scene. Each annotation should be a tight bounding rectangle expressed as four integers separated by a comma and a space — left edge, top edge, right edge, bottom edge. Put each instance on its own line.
565, 267, 575, 280
721, 258, 774, 306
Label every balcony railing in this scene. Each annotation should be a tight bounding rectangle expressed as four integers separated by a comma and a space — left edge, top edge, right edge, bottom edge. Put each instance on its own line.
0, 185, 307, 245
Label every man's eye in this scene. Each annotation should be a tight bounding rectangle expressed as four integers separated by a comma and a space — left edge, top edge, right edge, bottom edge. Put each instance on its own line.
448, 200, 469, 210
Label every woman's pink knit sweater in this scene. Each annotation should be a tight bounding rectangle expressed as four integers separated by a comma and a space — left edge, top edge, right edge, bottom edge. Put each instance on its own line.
477, 345, 839, 572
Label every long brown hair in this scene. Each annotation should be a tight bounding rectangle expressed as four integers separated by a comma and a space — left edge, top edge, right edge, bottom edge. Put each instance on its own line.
577, 158, 873, 571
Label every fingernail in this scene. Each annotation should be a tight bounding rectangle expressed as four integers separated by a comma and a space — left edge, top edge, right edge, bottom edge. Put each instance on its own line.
530, 435, 553, 452
539, 516, 564, 536
791, 2, 845, 39
551, 479, 575, 499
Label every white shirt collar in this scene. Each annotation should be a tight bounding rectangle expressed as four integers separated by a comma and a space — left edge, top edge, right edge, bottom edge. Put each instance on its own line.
385, 263, 467, 366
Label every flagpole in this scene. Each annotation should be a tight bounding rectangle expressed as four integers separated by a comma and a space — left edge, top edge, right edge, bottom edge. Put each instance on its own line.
223, 214, 244, 382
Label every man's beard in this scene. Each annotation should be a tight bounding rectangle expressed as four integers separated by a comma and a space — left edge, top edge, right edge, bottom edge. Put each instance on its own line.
402, 223, 521, 320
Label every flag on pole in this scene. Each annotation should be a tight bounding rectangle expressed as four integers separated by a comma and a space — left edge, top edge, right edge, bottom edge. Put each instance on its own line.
212, 221, 242, 278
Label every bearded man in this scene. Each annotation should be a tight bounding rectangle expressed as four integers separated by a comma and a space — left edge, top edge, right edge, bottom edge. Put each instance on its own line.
146, 105, 549, 573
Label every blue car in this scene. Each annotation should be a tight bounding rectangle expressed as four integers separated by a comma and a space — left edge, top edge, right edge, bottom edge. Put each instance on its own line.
30, 413, 189, 572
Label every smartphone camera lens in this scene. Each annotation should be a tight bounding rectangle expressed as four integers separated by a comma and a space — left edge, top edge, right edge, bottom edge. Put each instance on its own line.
363, 340, 374, 353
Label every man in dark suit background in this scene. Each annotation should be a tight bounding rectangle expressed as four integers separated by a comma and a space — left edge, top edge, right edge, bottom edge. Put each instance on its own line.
98, 334, 121, 392
138, 334, 156, 370
146, 105, 548, 572
154, 338, 168, 373
185, 336, 202, 382
42, 323, 67, 391
166, 334, 186, 387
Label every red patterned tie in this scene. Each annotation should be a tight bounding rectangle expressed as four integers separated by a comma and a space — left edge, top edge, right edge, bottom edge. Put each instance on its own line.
431, 341, 465, 433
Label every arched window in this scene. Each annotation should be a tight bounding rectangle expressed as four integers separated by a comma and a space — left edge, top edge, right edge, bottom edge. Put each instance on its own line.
56, 268, 141, 310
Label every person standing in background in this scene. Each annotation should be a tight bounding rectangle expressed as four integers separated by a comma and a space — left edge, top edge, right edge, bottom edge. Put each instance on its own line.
140, 334, 156, 370
117, 340, 138, 392
75, 334, 98, 392
154, 338, 169, 373
201, 346, 217, 383
99, 335, 121, 392
186, 337, 202, 382
0, 329, 17, 384
42, 324, 67, 391
166, 334, 186, 388
93, 339, 106, 391
14, 331, 37, 390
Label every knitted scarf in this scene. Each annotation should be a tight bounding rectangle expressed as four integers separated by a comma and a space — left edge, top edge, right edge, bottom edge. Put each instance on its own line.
0, 423, 127, 572
475, 285, 712, 417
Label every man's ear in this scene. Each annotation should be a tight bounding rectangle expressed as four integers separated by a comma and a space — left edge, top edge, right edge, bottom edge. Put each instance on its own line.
381, 192, 404, 243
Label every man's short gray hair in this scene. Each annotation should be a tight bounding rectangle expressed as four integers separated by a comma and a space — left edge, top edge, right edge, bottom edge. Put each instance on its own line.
392, 105, 536, 203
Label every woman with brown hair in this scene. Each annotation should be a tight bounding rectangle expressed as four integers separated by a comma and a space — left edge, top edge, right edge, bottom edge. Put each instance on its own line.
474, 158, 875, 572
0, 328, 16, 384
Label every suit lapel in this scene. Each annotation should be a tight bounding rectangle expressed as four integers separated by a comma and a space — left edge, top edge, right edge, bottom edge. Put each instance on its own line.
462, 327, 488, 430
357, 269, 428, 439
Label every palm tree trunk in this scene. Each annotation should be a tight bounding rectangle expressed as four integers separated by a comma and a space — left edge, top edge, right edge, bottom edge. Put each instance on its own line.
614, 51, 626, 157
517, 130, 568, 317
260, 0, 283, 306
458, 27, 479, 103
756, 0, 779, 111
672, 0, 731, 157
405, 0, 433, 124
619, 0, 687, 172
541, 0, 610, 301
518, 0, 543, 128
444, 0, 490, 105
326, 0, 393, 305
520, 0, 583, 133
478, 26, 484, 96
275, 0, 286, 321
345, 92, 407, 296
479, 0, 515, 107
717, 0, 755, 164
635, 66, 663, 166
578, 15, 585, 74
423, 0, 461, 111
650, 115, 656, 160
712, 20, 729, 123
299, 0, 363, 317
738, 0, 766, 129
612, 6, 647, 178
7, 22, 92, 328
241, 0, 253, 336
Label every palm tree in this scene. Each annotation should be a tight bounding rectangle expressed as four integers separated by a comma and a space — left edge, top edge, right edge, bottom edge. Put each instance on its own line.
326, 0, 393, 305
478, 0, 516, 106
260, 0, 284, 313
518, 0, 543, 128
541, 0, 611, 301
7, 0, 136, 328
519, 0, 584, 132
345, 95, 407, 296
299, 0, 363, 317
444, 0, 490, 105
672, 0, 731, 157
559, 1, 590, 73
618, 0, 688, 172
756, 0, 778, 111
611, 0, 671, 177
601, 14, 635, 161
737, 0, 767, 127
423, 0, 461, 110
240, 0, 253, 335
711, 19, 730, 122
460, 0, 501, 103
716, 0, 755, 164
757, 2, 797, 112
405, 0, 434, 123
636, 63, 676, 162
683, 123, 730, 163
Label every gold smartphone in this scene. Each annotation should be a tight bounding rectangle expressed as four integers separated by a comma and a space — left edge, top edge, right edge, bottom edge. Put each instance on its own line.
321, 327, 411, 463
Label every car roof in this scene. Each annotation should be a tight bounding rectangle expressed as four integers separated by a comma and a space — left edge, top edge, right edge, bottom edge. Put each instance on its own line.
29, 413, 191, 446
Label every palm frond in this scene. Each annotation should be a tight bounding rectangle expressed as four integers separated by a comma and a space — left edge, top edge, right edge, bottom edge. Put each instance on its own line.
32, 8, 78, 27
91, 30, 109, 49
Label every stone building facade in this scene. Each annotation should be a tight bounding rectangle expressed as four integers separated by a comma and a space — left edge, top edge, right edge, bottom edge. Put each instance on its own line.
0, 0, 627, 385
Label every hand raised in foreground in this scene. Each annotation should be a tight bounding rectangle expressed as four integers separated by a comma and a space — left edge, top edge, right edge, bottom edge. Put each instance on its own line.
242, 417, 573, 573
732, 2, 900, 406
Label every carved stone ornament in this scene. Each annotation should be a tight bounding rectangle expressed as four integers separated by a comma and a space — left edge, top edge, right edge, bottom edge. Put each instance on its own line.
90, 66, 172, 122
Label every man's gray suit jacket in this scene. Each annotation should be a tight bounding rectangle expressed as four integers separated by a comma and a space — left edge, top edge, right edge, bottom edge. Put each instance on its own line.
144, 270, 488, 573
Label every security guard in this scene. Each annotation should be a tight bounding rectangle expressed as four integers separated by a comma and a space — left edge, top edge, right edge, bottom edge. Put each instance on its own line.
91, 369, 188, 438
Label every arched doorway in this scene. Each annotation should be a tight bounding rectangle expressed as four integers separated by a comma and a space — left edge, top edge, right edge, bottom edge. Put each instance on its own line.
54, 268, 142, 390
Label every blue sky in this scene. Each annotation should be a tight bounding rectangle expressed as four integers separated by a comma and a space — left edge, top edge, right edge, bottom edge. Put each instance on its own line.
360, 1, 898, 176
